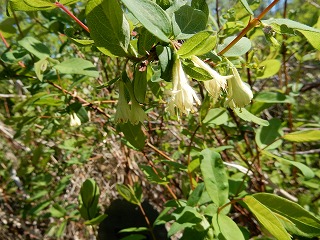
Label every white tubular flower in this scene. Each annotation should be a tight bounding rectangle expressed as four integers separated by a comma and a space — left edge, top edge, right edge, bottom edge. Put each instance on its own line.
226, 66, 253, 109
114, 81, 131, 123
167, 58, 201, 115
191, 56, 232, 102
70, 113, 81, 127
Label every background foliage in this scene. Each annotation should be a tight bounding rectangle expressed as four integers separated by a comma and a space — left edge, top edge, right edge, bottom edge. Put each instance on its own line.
0, 0, 319, 239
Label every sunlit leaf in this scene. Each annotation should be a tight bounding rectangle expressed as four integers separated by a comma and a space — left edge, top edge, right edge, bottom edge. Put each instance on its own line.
243, 195, 291, 240
253, 193, 320, 238
283, 130, 320, 142
122, 0, 172, 42
200, 149, 228, 206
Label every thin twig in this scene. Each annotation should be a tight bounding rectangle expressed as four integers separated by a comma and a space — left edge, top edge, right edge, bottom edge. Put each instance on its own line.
55, 2, 90, 33
218, 0, 280, 56
47, 81, 110, 118
146, 141, 175, 162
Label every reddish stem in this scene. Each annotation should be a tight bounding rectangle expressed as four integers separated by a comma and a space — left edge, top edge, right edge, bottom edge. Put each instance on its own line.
218, 0, 280, 56
0, 31, 10, 48
54, 2, 90, 33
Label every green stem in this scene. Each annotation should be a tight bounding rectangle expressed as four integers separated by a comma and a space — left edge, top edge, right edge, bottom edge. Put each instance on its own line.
218, 198, 243, 214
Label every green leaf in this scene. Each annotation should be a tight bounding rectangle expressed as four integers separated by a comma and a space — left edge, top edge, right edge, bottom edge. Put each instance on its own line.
18, 36, 51, 59
203, 108, 228, 125
255, 118, 283, 150
84, 214, 108, 225
254, 91, 295, 104
34, 58, 49, 81
187, 182, 205, 207
169, 206, 203, 236
234, 108, 269, 126
133, 67, 147, 103
33, 94, 63, 106
56, 220, 67, 238
9, 0, 54, 11
71, 38, 94, 46
49, 204, 67, 218
27, 190, 48, 202
80, 179, 100, 209
86, 0, 130, 57
119, 227, 148, 233
256, 60, 281, 79
119, 122, 146, 150
137, 28, 157, 55
0, 18, 16, 38
121, 0, 172, 42
53, 175, 72, 198
177, 31, 216, 58
263, 18, 320, 50
28, 200, 51, 215
283, 130, 320, 142
173, 5, 207, 39
140, 165, 169, 184
60, 0, 78, 5
200, 149, 228, 206
182, 61, 212, 81
261, 151, 315, 179
53, 58, 99, 77
217, 214, 245, 240
156, 45, 173, 81
116, 184, 140, 205
119, 234, 146, 240
243, 195, 291, 240
217, 37, 251, 57
156, 0, 172, 10
191, 0, 209, 19
239, 0, 254, 15
252, 193, 320, 238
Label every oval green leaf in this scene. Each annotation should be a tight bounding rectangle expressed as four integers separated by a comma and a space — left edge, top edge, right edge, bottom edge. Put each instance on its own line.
234, 108, 269, 126
53, 58, 99, 77
86, 0, 130, 57
261, 150, 315, 179
200, 149, 228, 206
283, 130, 320, 142
252, 193, 320, 238
255, 118, 283, 150
243, 195, 291, 240
217, 37, 252, 57
121, 0, 172, 42
177, 31, 216, 58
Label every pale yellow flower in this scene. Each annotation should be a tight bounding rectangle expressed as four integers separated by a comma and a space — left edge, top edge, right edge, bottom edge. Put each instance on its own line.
167, 58, 201, 115
191, 56, 232, 102
226, 66, 253, 109
70, 113, 81, 127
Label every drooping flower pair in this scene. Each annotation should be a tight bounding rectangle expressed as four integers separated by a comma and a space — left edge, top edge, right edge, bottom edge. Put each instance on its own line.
191, 56, 253, 109
167, 55, 253, 115
70, 112, 81, 127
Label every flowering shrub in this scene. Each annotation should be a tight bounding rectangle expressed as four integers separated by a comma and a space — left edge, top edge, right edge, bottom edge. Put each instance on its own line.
0, 0, 320, 239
